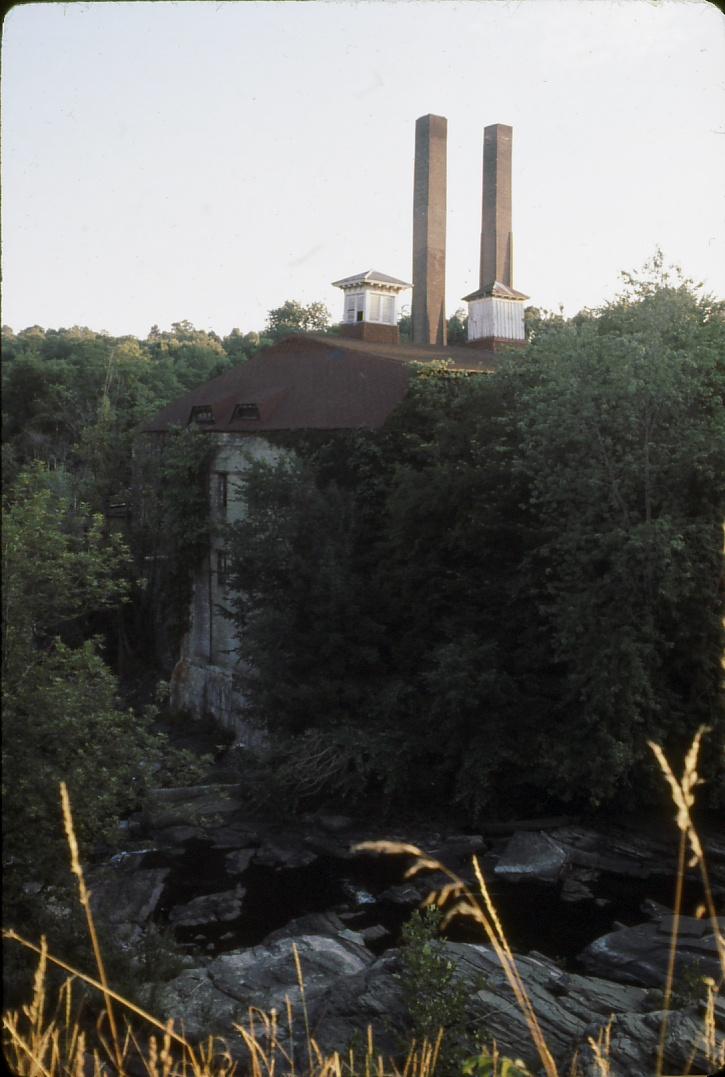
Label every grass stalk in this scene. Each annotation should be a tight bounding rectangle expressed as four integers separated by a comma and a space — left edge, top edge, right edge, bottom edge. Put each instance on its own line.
656, 827, 687, 1077
60, 781, 124, 1076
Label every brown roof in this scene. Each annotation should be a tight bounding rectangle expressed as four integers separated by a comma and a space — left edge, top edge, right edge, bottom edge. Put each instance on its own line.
139, 333, 498, 434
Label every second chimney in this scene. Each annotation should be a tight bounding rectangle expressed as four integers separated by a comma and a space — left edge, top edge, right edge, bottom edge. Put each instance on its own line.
480, 123, 513, 290
463, 123, 528, 349
412, 114, 447, 345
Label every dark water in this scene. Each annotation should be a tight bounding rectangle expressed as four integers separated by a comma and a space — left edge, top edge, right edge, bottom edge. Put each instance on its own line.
142, 840, 707, 968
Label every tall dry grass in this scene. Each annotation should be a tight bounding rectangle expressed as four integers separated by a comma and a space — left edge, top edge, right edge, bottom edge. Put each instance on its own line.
3, 733, 724, 1077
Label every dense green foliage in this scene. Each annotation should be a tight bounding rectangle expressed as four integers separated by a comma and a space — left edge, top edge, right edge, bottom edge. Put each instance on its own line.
226, 263, 724, 817
264, 299, 332, 340
2, 321, 247, 506
1, 467, 207, 885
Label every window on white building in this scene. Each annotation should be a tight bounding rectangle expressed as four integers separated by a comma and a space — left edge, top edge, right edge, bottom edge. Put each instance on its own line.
216, 550, 228, 588
215, 472, 228, 510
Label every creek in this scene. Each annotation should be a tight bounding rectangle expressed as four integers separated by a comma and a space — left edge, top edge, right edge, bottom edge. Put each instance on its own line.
136, 833, 707, 967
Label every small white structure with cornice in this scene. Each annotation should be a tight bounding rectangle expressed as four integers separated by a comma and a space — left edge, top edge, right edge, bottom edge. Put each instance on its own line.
332, 269, 411, 326
462, 280, 529, 346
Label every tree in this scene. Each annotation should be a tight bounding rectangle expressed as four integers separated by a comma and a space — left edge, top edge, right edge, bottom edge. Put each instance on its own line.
2, 467, 136, 874
264, 299, 331, 340
223, 258, 723, 817
507, 257, 724, 804
446, 307, 468, 344
2, 464, 207, 891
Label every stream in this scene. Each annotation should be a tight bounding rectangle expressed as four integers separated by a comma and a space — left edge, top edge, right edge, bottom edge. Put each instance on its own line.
134, 832, 708, 967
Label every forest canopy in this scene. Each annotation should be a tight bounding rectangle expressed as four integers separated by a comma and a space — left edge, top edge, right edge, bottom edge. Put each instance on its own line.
223, 262, 724, 816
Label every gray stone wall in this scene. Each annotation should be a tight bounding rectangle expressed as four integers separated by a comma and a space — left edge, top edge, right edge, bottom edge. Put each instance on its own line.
170, 435, 292, 742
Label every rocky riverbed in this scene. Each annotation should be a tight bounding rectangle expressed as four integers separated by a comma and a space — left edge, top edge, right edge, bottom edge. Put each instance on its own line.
85, 777, 725, 1076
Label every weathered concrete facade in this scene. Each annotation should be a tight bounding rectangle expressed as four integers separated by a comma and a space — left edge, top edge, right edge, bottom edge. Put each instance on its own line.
169, 435, 290, 742
412, 114, 447, 346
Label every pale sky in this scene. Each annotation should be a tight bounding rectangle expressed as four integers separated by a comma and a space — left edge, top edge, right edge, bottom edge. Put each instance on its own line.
2, 0, 724, 339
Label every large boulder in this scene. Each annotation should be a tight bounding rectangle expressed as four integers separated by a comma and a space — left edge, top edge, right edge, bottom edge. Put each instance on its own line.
575, 1008, 719, 1077
168, 886, 246, 929
88, 863, 168, 947
494, 831, 569, 883
445, 943, 649, 1067
578, 915, 725, 987
154, 932, 375, 1048
548, 824, 674, 881
445, 943, 722, 1076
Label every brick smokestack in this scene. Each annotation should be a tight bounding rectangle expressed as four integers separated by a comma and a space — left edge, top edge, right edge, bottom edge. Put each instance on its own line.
412, 114, 447, 345
480, 123, 513, 290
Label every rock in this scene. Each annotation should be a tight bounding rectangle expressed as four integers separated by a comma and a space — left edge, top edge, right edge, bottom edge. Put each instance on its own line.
143, 785, 243, 832
377, 883, 424, 907
253, 842, 319, 870
302, 951, 405, 1055
548, 824, 670, 880
360, 924, 390, 946
560, 867, 600, 903
88, 865, 168, 947
168, 887, 245, 928
578, 916, 725, 987
443, 943, 651, 1071
262, 911, 348, 944
225, 849, 255, 875
429, 834, 486, 868
575, 1009, 720, 1077
640, 898, 671, 921
153, 928, 722, 1075
154, 933, 375, 1047
495, 831, 569, 883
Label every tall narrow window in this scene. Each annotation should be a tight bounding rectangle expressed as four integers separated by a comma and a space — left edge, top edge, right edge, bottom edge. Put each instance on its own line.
216, 550, 228, 588
215, 472, 228, 510
345, 292, 364, 323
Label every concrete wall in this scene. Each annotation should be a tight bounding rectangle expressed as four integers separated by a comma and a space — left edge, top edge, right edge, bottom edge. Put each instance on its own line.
169, 435, 291, 743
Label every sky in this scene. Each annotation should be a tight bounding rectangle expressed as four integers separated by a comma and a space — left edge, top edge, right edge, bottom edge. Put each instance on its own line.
2, 0, 724, 339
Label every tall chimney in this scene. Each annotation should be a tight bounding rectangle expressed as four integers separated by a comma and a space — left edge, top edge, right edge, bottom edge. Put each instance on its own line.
463, 123, 528, 349
480, 123, 513, 290
412, 114, 447, 345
